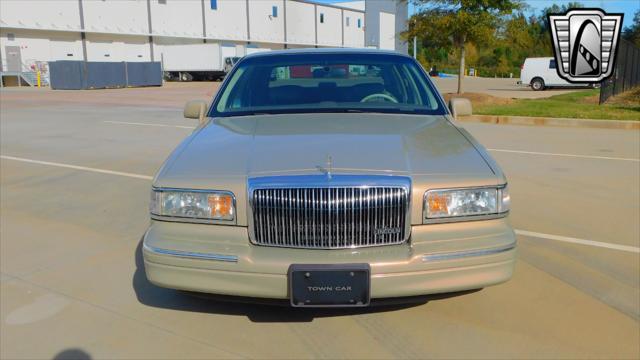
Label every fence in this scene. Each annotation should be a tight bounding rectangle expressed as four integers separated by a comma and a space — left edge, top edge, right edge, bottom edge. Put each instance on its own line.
600, 39, 640, 104
49, 61, 162, 90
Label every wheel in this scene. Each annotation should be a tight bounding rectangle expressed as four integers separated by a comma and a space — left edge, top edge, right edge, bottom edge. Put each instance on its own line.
531, 77, 545, 91
180, 72, 193, 82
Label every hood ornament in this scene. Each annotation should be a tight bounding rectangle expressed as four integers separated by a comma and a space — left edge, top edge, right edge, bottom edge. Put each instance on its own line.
316, 155, 333, 180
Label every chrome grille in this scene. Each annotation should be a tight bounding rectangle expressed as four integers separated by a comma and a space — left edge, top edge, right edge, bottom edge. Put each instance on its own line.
250, 181, 410, 249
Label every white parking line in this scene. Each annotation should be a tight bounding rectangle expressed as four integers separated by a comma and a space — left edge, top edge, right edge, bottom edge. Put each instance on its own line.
0, 155, 153, 180
2, 154, 639, 254
515, 229, 640, 254
488, 148, 640, 162
104, 121, 195, 129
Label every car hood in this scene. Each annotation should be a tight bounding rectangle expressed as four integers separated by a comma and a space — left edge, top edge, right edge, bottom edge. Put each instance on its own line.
154, 113, 500, 225
158, 113, 494, 178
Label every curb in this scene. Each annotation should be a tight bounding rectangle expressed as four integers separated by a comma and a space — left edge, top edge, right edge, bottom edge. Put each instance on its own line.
457, 115, 640, 130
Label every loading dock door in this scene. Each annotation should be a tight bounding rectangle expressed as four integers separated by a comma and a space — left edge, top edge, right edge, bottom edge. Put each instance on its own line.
5, 46, 22, 72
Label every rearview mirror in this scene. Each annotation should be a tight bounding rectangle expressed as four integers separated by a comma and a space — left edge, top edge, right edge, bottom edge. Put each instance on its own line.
448, 98, 472, 120
184, 100, 209, 125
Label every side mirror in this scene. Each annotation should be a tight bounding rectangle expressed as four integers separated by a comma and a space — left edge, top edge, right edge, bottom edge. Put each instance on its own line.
184, 100, 209, 125
448, 98, 472, 120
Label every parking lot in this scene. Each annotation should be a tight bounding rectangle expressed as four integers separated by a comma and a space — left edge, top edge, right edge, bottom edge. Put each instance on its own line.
1, 83, 639, 359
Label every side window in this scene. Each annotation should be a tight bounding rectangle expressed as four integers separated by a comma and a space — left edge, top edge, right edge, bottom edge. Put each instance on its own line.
549, 59, 557, 69
346, 17, 350, 27
272, 6, 278, 17
210, 0, 217, 10
320, 13, 324, 23
357, 19, 361, 28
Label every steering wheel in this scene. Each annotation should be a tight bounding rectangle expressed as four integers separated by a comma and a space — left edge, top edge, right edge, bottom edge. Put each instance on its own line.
360, 93, 398, 103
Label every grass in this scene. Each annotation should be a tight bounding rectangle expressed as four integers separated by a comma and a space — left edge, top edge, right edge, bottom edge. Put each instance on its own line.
473, 88, 640, 121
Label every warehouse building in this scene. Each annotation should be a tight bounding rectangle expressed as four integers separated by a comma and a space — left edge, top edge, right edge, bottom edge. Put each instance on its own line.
0, 0, 407, 83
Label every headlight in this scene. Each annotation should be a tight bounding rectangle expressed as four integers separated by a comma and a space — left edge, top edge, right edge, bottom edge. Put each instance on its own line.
424, 185, 509, 222
150, 188, 235, 223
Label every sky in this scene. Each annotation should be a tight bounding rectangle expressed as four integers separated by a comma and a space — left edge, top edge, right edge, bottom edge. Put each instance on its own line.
524, 0, 639, 27
321, 0, 639, 28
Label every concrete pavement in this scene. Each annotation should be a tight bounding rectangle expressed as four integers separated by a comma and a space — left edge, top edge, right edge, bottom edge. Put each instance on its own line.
1, 85, 638, 359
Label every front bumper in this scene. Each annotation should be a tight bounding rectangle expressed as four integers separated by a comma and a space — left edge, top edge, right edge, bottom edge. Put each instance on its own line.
142, 218, 516, 300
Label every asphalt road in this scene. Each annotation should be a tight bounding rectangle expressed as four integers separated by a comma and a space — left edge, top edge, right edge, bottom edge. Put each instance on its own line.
1, 85, 638, 359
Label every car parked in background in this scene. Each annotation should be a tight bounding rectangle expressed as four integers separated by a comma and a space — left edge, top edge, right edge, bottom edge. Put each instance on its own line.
143, 49, 516, 307
519, 57, 593, 91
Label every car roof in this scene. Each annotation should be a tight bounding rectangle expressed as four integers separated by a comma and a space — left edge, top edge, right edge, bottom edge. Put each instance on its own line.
243, 47, 411, 59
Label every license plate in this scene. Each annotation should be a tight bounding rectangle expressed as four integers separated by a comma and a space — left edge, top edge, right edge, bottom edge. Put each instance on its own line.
288, 264, 370, 307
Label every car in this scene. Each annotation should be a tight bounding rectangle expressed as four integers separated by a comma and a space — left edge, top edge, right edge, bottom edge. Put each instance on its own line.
143, 48, 517, 307
519, 57, 592, 91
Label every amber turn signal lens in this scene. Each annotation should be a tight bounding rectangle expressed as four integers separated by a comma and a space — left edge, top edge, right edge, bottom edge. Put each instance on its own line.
427, 193, 449, 214
208, 194, 234, 219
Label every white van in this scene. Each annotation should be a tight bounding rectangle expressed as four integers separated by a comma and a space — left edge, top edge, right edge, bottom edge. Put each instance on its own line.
519, 57, 589, 91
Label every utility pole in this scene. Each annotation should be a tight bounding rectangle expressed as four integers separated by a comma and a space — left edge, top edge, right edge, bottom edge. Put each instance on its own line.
413, 36, 417, 59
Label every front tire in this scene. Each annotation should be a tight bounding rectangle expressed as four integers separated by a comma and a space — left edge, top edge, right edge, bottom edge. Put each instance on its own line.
531, 78, 545, 91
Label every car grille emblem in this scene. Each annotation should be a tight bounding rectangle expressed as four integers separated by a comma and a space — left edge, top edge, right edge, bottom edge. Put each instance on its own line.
549, 8, 623, 83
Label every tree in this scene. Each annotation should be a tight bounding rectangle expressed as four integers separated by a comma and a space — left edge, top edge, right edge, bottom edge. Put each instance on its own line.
405, 0, 523, 94
538, 2, 584, 32
622, 9, 640, 47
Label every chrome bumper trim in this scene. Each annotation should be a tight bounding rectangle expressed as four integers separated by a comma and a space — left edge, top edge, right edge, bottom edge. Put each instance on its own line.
422, 242, 516, 262
143, 243, 238, 263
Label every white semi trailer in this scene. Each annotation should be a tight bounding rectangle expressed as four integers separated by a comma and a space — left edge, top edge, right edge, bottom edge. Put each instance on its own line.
159, 41, 247, 81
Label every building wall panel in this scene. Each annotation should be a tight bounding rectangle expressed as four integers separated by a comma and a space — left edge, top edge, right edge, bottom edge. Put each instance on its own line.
285, 0, 315, 46
86, 34, 150, 62
86, 33, 125, 62
150, 0, 203, 38
0, 0, 387, 73
123, 36, 151, 62
364, 0, 406, 52
82, 0, 149, 35
204, 0, 248, 41
378, 11, 395, 50
248, 0, 284, 44
48, 31, 84, 61
338, 1, 365, 11
316, 5, 342, 47
343, 9, 364, 47
0, 29, 83, 71
0, 0, 81, 32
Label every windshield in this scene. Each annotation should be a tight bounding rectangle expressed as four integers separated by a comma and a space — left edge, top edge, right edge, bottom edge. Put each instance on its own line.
210, 53, 446, 117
